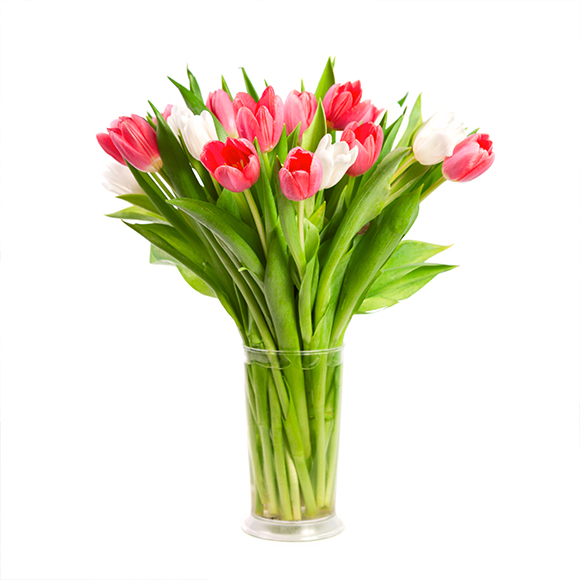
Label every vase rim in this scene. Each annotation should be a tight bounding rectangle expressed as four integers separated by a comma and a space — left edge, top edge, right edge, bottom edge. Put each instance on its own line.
243, 345, 345, 355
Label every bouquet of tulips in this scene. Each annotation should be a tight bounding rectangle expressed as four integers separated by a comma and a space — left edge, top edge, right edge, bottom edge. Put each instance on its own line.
98, 58, 494, 524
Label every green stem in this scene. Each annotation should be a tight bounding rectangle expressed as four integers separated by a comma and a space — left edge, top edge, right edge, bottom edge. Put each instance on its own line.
244, 189, 268, 257
391, 151, 416, 182
246, 394, 267, 508
298, 200, 305, 253
285, 446, 302, 520
420, 176, 446, 202
324, 364, 343, 507
151, 173, 175, 199
312, 359, 328, 507
262, 152, 272, 180
268, 376, 293, 520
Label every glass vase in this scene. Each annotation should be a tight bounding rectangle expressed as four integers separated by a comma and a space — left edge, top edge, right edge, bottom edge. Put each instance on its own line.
241, 346, 345, 541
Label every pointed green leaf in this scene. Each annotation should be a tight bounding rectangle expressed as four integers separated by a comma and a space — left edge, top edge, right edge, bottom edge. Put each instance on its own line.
221, 75, 233, 99
315, 147, 409, 325
314, 57, 335, 101
116, 193, 161, 215
301, 79, 305, 92
169, 198, 265, 279
169, 77, 207, 115
397, 94, 422, 148
216, 189, 243, 220
298, 257, 318, 344
287, 123, 301, 151
241, 67, 260, 102
106, 206, 169, 224
383, 240, 451, 270
301, 99, 326, 153
304, 218, 319, 264
358, 263, 457, 313
309, 201, 326, 231
398, 92, 409, 107
331, 190, 420, 342
274, 126, 288, 164
187, 67, 203, 99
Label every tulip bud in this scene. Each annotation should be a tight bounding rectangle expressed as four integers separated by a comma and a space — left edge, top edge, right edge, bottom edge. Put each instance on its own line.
442, 133, 495, 182
340, 122, 384, 177
102, 161, 145, 195
412, 111, 466, 166
314, 134, 358, 189
167, 106, 218, 161
200, 138, 260, 193
284, 90, 317, 140
97, 115, 162, 173
279, 147, 323, 201
206, 89, 238, 138
323, 81, 381, 131
233, 86, 284, 152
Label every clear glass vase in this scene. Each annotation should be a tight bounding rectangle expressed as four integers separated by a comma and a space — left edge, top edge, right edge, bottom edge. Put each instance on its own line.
241, 346, 345, 541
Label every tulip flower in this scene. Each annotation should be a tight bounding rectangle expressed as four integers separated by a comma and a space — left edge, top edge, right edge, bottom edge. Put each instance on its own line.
97, 115, 162, 172
314, 134, 358, 189
167, 106, 218, 161
233, 86, 284, 152
206, 89, 238, 138
200, 138, 260, 193
442, 133, 495, 182
102, 161, 145, 195
284, 90, 317, 140
413, 111, 466, 166
340, 122, 384, 177
323, 81, 381, 131
279, 147, 323, 202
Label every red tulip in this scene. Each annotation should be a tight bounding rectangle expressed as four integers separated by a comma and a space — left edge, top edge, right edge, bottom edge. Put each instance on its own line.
323, 81, 381, 131
442, 133, 495, 182
284, 90, 317, 139
200, 138, 260, 193
340, 122, 384, 176
233, 86, 284, 152
279, 147, 323, 201
206, 89, 238, 138
97, 115, 162, 172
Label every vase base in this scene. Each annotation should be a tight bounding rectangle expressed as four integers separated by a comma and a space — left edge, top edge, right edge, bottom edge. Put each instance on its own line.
241, 512, 345, 542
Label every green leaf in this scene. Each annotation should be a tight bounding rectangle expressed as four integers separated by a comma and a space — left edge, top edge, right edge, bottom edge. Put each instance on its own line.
358, 263, 457, 313
274, 126, 288, 164
398, 92, 409, 107
397, 94, 422, 148
301, 79, 305, 92
303, 218, 319, 264
255, 146, 279, 243
124, 222, 214, 286
116, 193, 161, 215
150, 102, 207, 202
106, 206, 169, 224
314, 147, 409, 325
216, 189, 243, 220
301, 98, 326, 153
383, 240, 451, 270
168, 77, 207, 115
314, 57, 335, 101
286, 123, 301, 151
241, 67, 260, 102
221, 75, 233, 99
309, 201, 326, 231
298, 257, 318, 344
177, 264, 216, 298
331, 190, 420, 343
169, 198, 265, 279
187, 67, 203, 99
149, 245, 216, 298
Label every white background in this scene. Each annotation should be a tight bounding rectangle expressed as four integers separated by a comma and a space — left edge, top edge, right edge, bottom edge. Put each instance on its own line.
1, 1, 579, 579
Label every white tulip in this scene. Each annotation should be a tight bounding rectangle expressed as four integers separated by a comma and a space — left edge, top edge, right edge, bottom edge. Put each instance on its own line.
102, 162, 144, 196
314, 134, 359, 190
167, 106, 218, 160
412, 111, 466, 166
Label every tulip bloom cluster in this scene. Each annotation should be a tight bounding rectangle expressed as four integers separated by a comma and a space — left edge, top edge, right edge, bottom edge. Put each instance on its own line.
98, 59, 495, 525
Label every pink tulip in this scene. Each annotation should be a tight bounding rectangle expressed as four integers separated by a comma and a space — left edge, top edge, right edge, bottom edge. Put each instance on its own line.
341, 122, 384, 176
442, 133, 495, 182
206, 89, 238, 138
200, 138, 260, 193
97, 115, 162, 172
284, 90, 317, 139
323, 81, 381, 131
279, 147, 323, 201
233, 86, 284, 152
